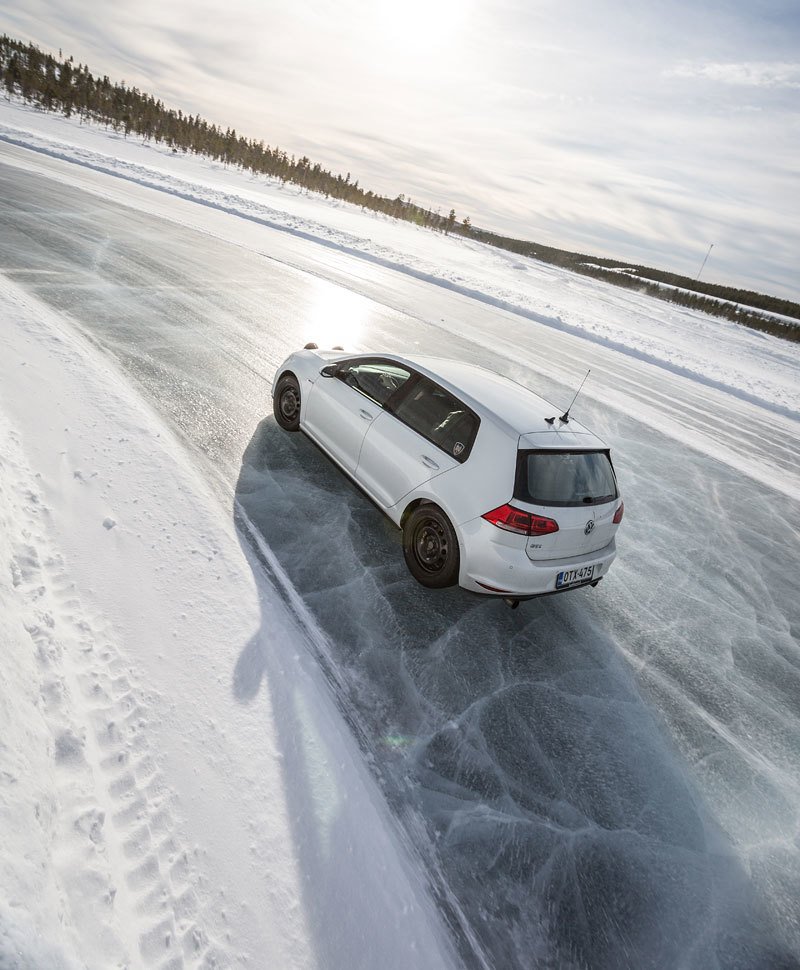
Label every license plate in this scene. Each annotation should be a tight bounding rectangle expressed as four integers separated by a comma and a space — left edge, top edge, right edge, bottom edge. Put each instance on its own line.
556, 565, 595, 589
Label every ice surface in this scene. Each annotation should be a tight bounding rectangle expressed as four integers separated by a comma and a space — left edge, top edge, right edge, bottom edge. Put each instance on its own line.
236, 414, 800, 969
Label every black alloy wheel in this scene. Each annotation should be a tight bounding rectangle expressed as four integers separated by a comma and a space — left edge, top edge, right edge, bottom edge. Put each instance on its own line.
273, 374, 301, 432
402, 506, 460, 589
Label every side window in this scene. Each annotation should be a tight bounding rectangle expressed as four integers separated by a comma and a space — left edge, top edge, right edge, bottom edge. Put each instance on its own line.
338, 360, 411, 406
390, 377, 479, 462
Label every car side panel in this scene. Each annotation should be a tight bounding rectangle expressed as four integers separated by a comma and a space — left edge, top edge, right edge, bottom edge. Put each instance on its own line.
272, 350, 346, 416
355, 411, 458, 509
388, 419, 518, 527
303, 376, 378, 473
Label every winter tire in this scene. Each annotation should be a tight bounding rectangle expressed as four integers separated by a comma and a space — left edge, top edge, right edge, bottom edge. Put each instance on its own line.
403, 505, 460, 589
274, 374, 301, 432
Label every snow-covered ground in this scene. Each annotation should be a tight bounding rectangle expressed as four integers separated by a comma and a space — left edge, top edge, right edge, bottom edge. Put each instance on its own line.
2, 97, 799, 970
0, 276, 462, 969
581, 263, 800, 327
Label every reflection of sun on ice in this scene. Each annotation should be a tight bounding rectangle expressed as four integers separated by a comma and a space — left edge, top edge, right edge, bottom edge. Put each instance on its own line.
304, 279, 371, 350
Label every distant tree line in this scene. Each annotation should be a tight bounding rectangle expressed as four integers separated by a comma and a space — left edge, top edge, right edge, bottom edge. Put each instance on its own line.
0, 35, 466, 233
471, 230, 800, 341
2, 35, 797, 342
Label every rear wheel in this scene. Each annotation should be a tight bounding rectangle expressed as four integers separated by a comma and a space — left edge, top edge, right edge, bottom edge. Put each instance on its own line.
402, 506, 460, 589
274, 374, 301, 431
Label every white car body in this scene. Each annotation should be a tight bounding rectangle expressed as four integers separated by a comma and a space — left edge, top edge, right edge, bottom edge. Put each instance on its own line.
271, 349, 623, 601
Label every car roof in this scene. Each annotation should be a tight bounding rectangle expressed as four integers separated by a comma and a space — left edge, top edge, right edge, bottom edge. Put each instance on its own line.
352, 352, 607, 446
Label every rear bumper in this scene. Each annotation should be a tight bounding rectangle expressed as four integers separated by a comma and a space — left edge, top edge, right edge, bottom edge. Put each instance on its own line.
458, 520, 617, 597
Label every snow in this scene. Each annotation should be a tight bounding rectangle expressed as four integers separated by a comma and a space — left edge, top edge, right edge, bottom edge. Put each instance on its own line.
582, 264, 800, 328
0, 276, 460, 969
0, 97, 797, 423
1, 95, 799, 969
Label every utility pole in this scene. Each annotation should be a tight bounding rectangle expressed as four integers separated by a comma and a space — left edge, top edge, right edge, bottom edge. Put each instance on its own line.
695, 243, 714, 281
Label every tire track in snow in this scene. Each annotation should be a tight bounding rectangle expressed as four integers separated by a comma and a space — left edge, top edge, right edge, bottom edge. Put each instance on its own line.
3, 421, 225, 970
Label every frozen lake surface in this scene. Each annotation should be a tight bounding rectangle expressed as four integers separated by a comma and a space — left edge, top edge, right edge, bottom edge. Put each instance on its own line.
1, 152, 798, 969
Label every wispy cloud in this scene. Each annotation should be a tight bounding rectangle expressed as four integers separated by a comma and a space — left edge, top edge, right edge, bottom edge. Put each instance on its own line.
668, 61, 800, 89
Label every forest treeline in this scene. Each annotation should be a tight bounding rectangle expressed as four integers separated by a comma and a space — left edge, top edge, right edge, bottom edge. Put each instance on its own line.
2, 34, 797, 342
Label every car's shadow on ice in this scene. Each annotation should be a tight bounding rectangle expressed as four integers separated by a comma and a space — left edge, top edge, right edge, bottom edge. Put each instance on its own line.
231, 417, 791, 970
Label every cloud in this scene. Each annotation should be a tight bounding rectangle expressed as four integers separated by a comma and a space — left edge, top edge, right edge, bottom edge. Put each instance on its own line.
668, 61, 800, 89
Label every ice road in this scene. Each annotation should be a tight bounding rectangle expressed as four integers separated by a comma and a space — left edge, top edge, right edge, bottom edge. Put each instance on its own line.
1, 142, 799, 970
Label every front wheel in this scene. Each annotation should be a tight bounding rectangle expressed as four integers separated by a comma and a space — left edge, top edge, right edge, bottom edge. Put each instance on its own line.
274, 374, 301, 431
402, 506, 460, 589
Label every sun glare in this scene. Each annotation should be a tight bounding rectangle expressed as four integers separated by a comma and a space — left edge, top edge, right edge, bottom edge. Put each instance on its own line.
304, 279, 371, 350
372, 0, 466, 55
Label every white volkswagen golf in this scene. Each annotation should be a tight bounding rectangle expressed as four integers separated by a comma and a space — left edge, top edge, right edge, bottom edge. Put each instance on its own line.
272, 348, 623, 605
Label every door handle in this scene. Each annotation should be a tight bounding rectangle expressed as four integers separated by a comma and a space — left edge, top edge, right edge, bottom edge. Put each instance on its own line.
421, 455, 439, 469
359, 409, 374, 421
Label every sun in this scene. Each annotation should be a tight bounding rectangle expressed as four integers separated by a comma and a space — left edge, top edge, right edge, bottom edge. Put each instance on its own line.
371, 0, 467, 56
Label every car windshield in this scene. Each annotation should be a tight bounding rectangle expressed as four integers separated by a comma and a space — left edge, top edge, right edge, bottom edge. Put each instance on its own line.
515, 450, 618, 507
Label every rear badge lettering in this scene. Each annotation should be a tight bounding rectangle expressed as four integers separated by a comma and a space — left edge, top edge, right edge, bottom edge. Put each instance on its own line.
584, 520, 595, 535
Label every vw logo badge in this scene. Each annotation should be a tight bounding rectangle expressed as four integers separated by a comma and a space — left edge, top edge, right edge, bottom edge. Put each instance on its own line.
584, 520, 595, 535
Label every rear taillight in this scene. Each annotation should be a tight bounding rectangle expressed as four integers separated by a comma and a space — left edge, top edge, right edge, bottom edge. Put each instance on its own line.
613, 501, 624, 524
482, 504, 559, 536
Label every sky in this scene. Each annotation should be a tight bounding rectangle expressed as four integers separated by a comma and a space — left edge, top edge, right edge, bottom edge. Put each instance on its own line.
2, 0, 799, 300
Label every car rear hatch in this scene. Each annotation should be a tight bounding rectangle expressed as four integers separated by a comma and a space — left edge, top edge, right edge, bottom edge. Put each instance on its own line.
513, 444, 620, 561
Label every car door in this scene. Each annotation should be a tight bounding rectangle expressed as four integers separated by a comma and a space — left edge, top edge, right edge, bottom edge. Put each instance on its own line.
304, 358, 412, 473
356, 375, 480, 509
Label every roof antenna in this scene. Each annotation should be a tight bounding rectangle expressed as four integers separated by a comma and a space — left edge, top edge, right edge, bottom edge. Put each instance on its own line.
545, 368, 591, 425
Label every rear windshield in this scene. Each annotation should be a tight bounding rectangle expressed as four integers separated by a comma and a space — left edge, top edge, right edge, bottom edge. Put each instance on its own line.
514, 450, 618, 507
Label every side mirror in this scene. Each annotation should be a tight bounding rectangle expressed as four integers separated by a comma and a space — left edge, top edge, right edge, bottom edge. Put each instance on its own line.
320, 364, 338, 378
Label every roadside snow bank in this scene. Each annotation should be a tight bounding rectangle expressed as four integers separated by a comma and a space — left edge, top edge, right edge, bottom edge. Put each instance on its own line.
1, 97, 797, 420
0, 275, 460, 970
